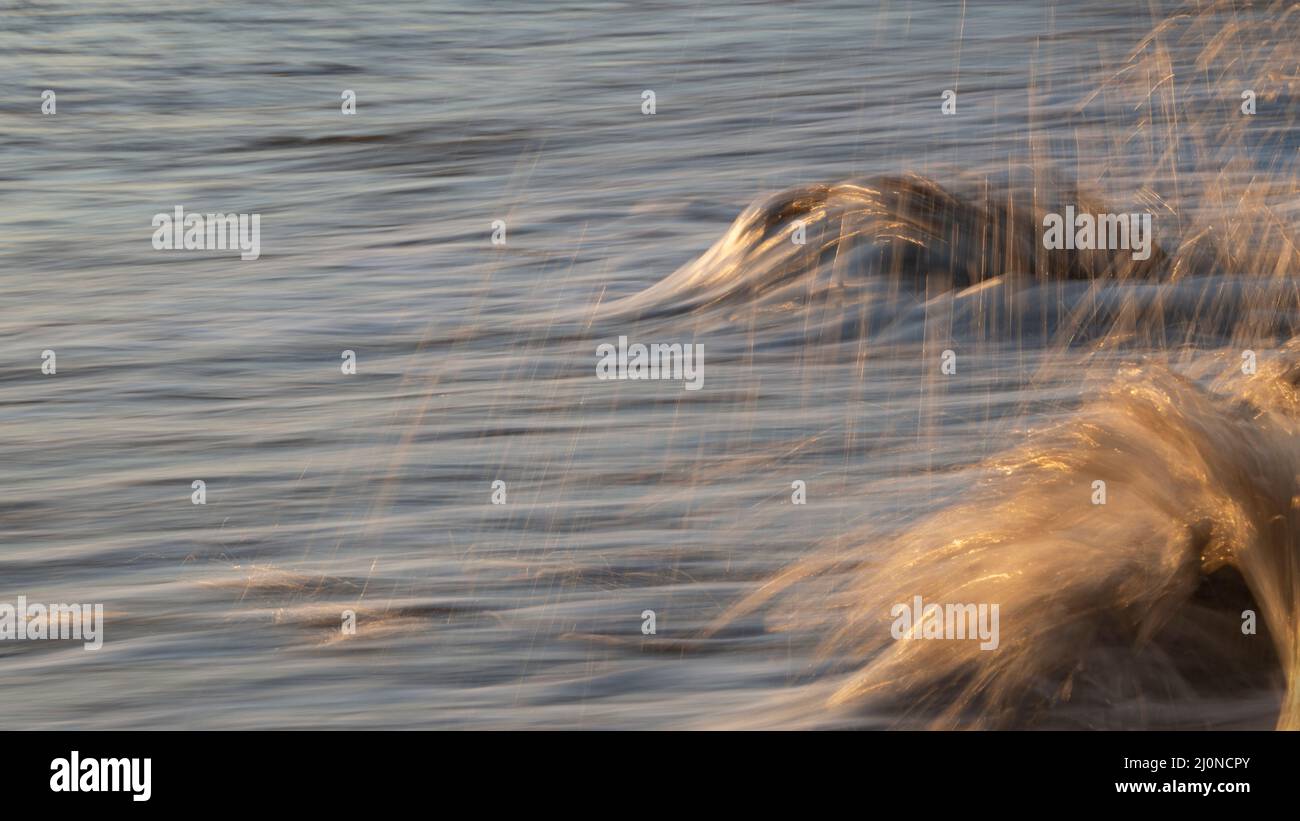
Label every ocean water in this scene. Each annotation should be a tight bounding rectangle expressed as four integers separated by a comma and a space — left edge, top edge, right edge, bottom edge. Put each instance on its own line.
1, 0, 1297, 729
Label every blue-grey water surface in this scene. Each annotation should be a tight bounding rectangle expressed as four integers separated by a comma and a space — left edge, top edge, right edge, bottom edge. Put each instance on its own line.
2, 0, 1298, 728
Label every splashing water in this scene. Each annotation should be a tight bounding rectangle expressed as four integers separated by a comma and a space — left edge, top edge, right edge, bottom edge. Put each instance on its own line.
710, 345, 1300, 728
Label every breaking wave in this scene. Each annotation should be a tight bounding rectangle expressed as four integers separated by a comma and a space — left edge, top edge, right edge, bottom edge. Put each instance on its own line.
709, 343, 1300, 728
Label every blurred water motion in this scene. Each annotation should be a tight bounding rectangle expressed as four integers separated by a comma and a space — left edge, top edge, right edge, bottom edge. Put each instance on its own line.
0, 0, 1296, 728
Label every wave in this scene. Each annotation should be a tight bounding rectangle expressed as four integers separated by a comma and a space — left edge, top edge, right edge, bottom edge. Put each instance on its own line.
587, 173, 1298, 348
708, 342, 1300, 729
584, 0, 1299, 348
